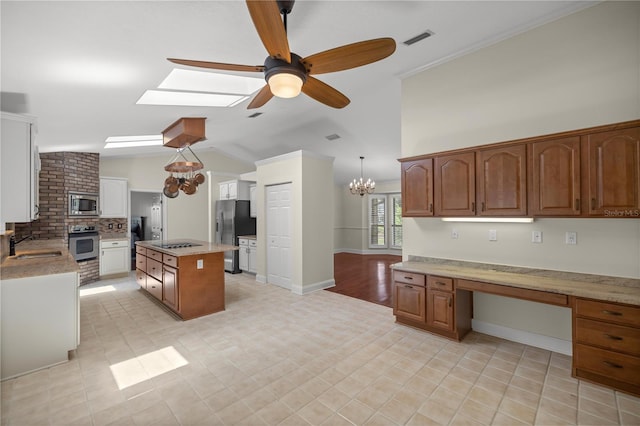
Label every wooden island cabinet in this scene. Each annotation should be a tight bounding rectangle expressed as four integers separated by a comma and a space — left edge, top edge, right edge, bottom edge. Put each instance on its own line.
399, 119, 640, 218
135, 240, 237, 320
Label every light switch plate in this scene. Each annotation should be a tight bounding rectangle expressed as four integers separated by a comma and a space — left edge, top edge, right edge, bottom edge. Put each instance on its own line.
532, 231, 543, 243
489, 229, 497, 241
565, 232, 577, 245
451, 229, 459, 239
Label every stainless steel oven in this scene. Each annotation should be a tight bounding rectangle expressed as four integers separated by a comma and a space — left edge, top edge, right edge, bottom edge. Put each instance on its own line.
68, 225, 99, 261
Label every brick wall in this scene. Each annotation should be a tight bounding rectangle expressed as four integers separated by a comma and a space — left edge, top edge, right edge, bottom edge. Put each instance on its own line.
14, 152, 105, 285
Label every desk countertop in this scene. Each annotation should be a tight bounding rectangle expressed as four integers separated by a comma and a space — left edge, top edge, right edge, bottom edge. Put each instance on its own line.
391, 258, 640, 306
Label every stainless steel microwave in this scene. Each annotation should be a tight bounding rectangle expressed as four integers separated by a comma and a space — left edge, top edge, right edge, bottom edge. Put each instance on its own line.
69, 192, 99, 216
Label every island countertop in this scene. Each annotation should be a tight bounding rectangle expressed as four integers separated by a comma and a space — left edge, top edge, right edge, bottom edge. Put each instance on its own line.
135, 239, 238, 257
391, 258, 640, 306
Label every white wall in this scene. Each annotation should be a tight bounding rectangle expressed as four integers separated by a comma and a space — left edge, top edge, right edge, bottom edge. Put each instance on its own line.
255, 150, 334, 294
334, 180, 402, 254
100, 150, 254, 240
401, 1, 640, 345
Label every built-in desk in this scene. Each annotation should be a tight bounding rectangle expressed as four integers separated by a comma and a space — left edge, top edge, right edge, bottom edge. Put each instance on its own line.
391, 258, 640, 397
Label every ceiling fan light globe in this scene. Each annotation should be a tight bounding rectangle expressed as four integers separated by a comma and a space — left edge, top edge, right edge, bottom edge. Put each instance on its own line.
268, 72, 303, 98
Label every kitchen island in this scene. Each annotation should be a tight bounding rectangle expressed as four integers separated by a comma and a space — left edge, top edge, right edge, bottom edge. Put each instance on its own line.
135, 239, 237, 320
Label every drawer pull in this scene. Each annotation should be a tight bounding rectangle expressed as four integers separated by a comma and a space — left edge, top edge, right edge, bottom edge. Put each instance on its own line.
575, 198, 580, 211
448, 297, 452, 307
429, 203, 433, 213
602, 361, 623, 369
602, 310, 622, 316
404, 285, 413, 289
404, 276, 413, 280
604, 334, 623, 341
436, 281, 446, 286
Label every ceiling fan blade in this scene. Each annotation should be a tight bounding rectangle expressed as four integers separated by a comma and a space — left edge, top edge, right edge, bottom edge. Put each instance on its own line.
247, 85, 274, 109
246, 0, 291, 63
302, 38, 396, 75
302, 76, 350, 109
168, 58, 264, 73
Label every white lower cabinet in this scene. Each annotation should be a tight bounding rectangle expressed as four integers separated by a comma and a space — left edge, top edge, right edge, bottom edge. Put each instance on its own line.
238, 237, 257, 273
1, 272, 79, 380
100, 239, 129, 276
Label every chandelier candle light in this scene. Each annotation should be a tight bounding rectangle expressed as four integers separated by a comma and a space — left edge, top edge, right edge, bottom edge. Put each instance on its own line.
350, 156, 375, 196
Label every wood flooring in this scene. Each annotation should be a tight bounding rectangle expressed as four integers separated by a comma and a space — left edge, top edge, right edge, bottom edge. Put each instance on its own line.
327, 252, 402, 308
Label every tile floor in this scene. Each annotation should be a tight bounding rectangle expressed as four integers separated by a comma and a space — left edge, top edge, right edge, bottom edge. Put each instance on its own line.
1, 273, 639, 426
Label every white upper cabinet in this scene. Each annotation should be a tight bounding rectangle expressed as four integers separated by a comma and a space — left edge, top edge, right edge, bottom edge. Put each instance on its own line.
100, 177, 128, 218
1, 112, 39, 227
249, 183, 257, 217
219, 180, 251, 200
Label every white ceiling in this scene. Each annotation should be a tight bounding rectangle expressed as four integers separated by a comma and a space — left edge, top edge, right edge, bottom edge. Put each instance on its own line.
1, 1, 596, 184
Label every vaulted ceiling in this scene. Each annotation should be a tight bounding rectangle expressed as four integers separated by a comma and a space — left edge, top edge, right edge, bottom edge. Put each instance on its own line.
1, 1, 595, 184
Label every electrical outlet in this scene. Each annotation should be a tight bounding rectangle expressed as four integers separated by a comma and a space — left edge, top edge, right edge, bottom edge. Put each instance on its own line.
117, 223, 122, 229
532, 231, 543, 243
108, 223, 113, 229
451, 229, 459, 239
566, 231, 577, 245
489, 229, 497, 241
197, 259, 203, 269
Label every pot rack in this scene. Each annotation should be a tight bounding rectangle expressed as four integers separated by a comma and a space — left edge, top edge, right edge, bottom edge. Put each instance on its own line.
161, 117, 207, 198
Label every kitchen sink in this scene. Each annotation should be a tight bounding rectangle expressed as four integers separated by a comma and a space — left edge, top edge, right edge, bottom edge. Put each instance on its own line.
14, 250, 63, 259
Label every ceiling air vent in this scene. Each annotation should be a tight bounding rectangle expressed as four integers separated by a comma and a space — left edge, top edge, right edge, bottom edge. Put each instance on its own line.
248, 112, 263, 118
325, 134, 341, 141
403, 30, 434, 46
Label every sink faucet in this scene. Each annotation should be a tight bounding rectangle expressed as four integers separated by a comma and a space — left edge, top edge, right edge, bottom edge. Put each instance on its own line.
9, 234, 34, 256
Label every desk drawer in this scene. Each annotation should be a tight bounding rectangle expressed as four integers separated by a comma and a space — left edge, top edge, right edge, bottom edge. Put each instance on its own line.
574, 343, 640, 385
428, 276, 453, 292
576, 318, 640, 356
394, 271, 425, 286
575, 299, 640, 327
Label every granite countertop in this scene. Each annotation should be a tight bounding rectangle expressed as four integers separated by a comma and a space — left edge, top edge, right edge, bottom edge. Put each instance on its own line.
136, 239, 238, 256
0, 239, 79, 280
391, 257, 640, 306
238, 235, 256, 240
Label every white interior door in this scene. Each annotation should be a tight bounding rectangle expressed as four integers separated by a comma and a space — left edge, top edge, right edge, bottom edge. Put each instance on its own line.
266, 183, 292, 289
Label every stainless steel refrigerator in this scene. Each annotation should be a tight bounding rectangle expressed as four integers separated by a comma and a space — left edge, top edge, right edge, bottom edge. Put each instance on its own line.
215, 200, 256, 273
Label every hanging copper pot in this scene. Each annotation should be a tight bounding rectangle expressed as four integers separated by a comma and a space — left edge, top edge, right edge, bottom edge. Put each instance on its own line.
163, 186, 179, 198
165, 175, 179, 193
193, 173, 205, 185
182, 179, 196, 195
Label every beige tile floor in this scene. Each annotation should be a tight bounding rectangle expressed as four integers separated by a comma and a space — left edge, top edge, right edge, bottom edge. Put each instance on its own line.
1, 272, 640, 426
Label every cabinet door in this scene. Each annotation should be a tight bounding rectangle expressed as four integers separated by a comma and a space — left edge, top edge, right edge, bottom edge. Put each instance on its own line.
100, 247, 128, 276
477, 145, 527, 216
401, 158, 433, 216
583, 127, 640, 216
249, 184, 257, 217
239, 246, 249, 271
1, 115, 34, 224
163, 265, 179, 311
135, 269, 147, 289
435, 152, 476, 216
249, 246, 257, 273
529, 137, 581, 216
100, 178, 128, 218
427, 290, 454, 331
393, 282, 426, 323
219, 183, 229, 200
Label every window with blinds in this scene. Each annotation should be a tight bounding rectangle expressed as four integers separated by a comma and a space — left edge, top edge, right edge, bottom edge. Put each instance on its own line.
368, 193, 402, 249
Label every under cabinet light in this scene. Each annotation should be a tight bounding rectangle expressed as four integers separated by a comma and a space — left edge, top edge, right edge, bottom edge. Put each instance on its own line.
441, 217, 534, 223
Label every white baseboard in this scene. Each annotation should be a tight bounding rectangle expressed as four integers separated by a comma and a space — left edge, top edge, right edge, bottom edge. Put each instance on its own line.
256, 274, 266, 283
472, 319, 572, 356
291, 279, 335, 295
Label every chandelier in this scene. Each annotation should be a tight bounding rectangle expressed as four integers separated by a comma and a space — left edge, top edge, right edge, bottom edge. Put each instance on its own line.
349, 156, 375, 196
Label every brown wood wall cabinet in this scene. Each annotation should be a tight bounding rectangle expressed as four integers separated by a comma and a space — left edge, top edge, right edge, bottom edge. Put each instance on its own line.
135, 246, 225, 320
399, 119, 640, 218
392, 271, 472, 341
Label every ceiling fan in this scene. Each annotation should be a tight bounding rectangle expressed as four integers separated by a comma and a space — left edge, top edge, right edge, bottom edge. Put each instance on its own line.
168, 0, 396, 109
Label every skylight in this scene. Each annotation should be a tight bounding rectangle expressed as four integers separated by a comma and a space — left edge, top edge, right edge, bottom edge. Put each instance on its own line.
104, 134, 163, 149
136, 69, 264, 107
